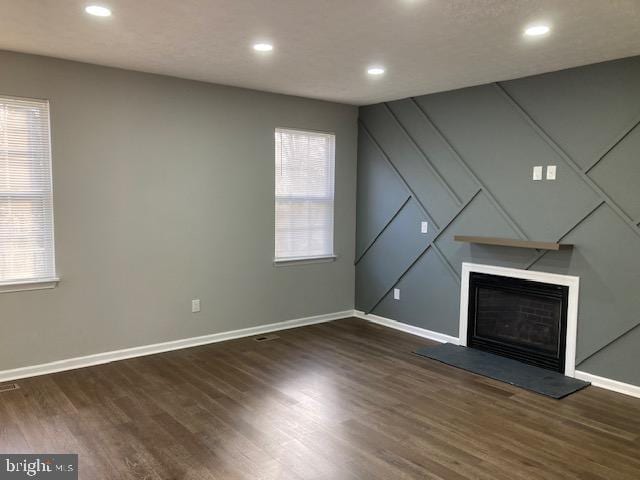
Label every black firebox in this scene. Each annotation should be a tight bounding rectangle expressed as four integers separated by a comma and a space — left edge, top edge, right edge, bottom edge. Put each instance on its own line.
467, 272, 569, 372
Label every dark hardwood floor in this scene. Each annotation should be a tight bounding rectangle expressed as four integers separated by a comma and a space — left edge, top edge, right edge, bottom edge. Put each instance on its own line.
1, 317, 640, 479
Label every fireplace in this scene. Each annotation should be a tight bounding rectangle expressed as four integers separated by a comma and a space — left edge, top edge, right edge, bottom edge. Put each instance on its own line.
467, 272, 568, 372
459, 263, 579, 376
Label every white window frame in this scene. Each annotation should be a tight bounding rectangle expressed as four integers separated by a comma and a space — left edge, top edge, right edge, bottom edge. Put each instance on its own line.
0, 95, 58, 293
274, 127, 336, 265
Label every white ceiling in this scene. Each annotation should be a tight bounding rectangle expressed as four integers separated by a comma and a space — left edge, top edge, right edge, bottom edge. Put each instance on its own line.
2, 0, 640, 105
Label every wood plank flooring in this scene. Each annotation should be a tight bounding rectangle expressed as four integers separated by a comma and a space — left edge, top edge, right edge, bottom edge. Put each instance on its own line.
1, 317, 640, 479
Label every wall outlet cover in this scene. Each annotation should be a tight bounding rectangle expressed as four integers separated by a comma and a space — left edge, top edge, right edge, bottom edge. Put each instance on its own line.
546, 165, 557, 180
533, 166, 543, 180
393, 288, 400, 300
421, 221, 429, 233
191, 299, 201, 313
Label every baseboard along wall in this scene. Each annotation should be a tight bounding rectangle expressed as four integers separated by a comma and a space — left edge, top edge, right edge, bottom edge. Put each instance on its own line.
353, 310, 640, 399
2, 309, 639, 399
352, 310, 459, 345
0, 310, 353, 383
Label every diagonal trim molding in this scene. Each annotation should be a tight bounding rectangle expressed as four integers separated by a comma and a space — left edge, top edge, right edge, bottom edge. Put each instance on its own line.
384, 102, 463, 206
494, 82, 640, 362
358, 117, 463, 293
578, 321, 640, 366
496, 82, 640, 241
586, 111, 640, 174
524, 201, 606, 270
355, 195, 411, 265
357, 59, 640, 389
359, 120, 439, 229
366, 189, 481, 314
409, 97, 529, 240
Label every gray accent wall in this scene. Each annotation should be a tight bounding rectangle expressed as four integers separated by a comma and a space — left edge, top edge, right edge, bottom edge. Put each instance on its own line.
0, 50, 357, 372
356, 55, 640, 387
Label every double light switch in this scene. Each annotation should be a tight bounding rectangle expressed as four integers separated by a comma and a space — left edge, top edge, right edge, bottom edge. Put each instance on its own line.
533, 165, 557, 180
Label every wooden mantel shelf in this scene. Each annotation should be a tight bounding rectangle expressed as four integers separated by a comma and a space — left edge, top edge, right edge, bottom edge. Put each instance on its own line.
454, 235, 573, 251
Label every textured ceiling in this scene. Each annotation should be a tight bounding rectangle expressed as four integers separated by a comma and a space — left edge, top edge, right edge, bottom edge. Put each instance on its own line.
1, 0, 640, 105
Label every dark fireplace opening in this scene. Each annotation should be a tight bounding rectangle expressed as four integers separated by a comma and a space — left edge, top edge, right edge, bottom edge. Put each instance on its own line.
467, 272, 568, 372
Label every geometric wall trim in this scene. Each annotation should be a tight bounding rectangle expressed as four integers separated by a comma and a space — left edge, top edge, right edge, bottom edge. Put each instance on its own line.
532, 204, 640, 362
414, 84, 603, 241
374, 248, 460, 337
589, 125, 640, 221
356, 125, 411, 260
497, 55, 640, 171
434, 192, 539, 277
355, 198, 431, 313
356, 55, 640, 387
359, 104, 460, 227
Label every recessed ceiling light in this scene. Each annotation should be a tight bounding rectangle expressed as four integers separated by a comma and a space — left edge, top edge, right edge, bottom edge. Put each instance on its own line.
367, 66, 385, 76
85, 5, 112, 17
253, 43, 274, 52
524, 24, 550, 37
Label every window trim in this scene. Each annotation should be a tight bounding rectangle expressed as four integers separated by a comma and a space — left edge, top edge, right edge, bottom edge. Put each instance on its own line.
273, 254, 337, 267
274, 127, 336, 264
0, 277, 59, 294
0, 94, 58, 289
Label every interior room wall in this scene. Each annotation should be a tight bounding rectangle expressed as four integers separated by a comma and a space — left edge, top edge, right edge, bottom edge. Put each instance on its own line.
0, 50, 357, 372
355, 55, 640, 387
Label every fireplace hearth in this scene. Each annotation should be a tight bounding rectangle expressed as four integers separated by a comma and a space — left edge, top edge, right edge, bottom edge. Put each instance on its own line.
467, 272, 569, 372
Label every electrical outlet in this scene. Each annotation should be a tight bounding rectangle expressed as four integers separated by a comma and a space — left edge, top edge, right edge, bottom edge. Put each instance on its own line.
533, 166, 543, 181
393, 288, 400, 300
421, 221, 429, 234
546, 165, 557, 180
191, 299, 201, 313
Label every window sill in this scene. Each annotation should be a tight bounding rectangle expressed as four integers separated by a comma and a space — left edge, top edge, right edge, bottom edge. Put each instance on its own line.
273, 255, 337, 266
0, 278, 60, 294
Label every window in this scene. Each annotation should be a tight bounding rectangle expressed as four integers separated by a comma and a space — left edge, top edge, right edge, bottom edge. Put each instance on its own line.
275, 128, 335, 262
0, 96, 56, 288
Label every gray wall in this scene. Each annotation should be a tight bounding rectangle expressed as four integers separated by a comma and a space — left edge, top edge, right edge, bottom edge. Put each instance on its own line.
0, 50, 357, 371
356, 55, 640, 387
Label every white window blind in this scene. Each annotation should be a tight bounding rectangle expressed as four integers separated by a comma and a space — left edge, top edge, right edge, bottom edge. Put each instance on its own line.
275, 128, 335, 261
0, 96, 56, 285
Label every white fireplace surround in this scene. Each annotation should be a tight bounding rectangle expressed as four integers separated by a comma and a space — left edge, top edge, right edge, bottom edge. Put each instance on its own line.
459, 262, 579, 377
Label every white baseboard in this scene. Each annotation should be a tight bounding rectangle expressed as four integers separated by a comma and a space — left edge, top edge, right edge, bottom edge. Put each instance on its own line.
353, 310, 640, 399
5, 309, 639, 400
0, 310, 353, 383
353, 310, 459, 345
574, 370, 640, 399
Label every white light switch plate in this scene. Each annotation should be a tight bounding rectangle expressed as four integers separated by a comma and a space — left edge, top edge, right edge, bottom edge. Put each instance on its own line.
393, 288, 400, 300
533, 166, 543, 180
546, 165, 557, 180
421, 221, 429, 234
191, 299, 201, 313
